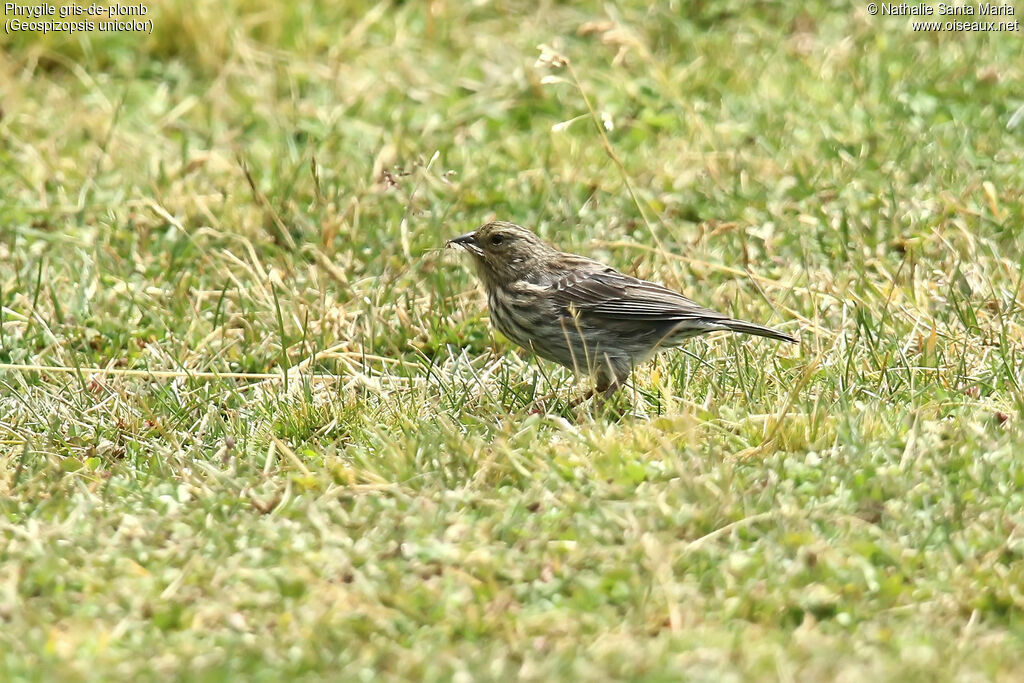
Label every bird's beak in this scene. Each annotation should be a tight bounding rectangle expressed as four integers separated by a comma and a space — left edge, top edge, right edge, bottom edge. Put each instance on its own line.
446, 232, 482, 254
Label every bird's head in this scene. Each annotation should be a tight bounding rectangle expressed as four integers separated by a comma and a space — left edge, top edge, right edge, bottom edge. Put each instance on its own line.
447, 221, 557, 287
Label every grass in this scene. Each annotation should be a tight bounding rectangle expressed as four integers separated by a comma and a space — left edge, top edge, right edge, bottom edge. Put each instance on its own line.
1, 0, 1023, 679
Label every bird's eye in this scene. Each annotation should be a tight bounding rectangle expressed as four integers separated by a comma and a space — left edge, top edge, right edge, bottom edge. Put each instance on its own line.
490, 234, 505, 246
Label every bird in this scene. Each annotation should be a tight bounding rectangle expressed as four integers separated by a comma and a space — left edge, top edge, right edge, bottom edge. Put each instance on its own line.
447, 221, 797, 399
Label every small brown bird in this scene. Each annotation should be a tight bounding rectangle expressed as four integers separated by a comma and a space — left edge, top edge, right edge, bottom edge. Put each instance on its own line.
448, 221, 797, 398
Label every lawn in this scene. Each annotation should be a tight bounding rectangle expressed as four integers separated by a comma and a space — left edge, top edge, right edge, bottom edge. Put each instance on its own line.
2, 0, 1023, 679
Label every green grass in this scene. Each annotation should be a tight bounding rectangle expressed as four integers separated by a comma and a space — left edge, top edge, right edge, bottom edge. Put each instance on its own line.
2, 0, 1024, 679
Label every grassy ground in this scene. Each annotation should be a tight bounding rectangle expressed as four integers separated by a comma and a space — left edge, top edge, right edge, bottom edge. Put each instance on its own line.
2, 0, 1023, 679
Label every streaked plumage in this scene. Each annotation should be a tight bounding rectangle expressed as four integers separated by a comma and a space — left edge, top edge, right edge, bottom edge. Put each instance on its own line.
448, 221, 797, 397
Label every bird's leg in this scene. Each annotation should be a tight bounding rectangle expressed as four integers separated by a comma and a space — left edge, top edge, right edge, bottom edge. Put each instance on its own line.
600, 377, 624, 400
588, 380, 615, 413
579, 369, 628, 413
596, 365, 630, 399
563, 367, 630, 412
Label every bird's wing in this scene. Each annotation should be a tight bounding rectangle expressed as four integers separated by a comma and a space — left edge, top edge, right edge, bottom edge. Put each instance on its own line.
546, 265, 729, 322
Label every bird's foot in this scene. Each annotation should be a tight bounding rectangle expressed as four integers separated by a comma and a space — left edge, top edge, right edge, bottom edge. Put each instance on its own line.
565, 388, 596, 410
528, 381, 627, 417
571, 380, 627, 417
527, 390, 567, 414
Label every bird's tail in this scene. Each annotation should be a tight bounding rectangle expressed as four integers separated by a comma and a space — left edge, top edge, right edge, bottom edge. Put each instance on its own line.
720, 319, 798, 344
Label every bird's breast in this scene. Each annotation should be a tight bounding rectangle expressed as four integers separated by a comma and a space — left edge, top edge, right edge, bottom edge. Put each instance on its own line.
486, 288, 535, 349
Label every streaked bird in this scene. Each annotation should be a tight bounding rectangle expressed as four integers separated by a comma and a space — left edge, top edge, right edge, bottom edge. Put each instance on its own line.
448, 221, 797, 398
